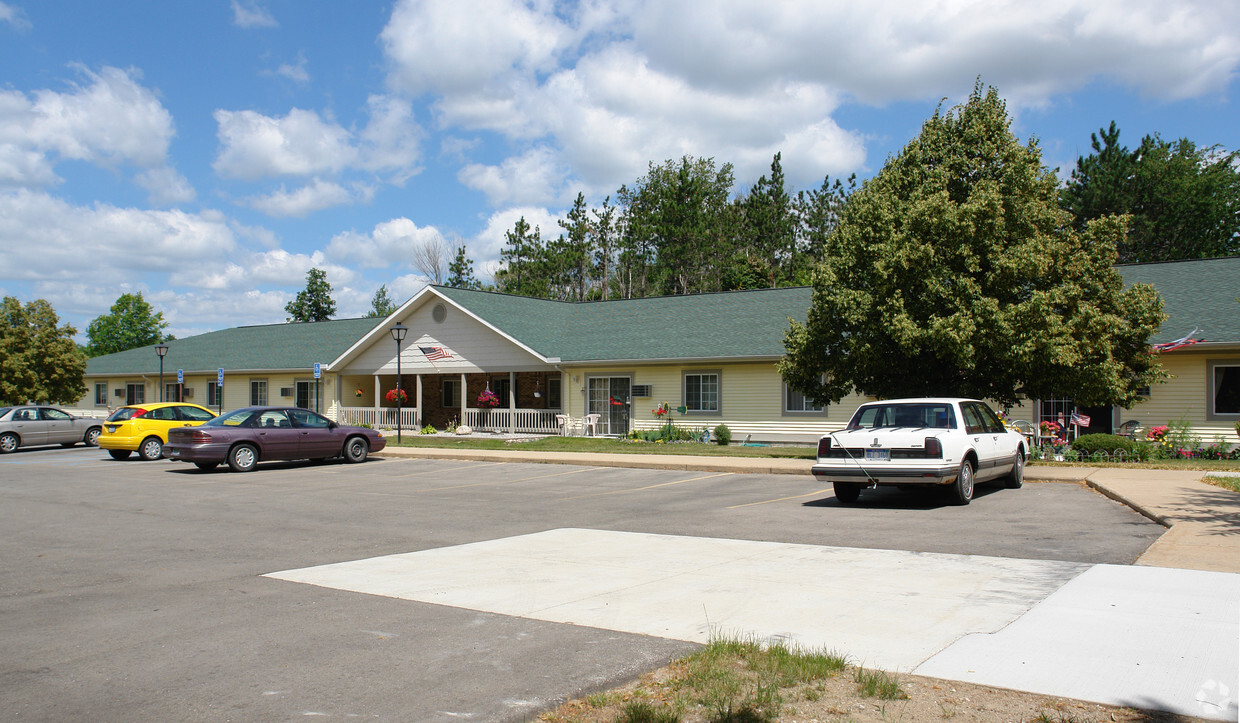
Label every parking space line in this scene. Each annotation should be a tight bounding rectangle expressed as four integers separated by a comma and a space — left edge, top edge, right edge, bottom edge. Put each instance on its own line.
415, 466, 596, 493
728, 487, 834, 509
398, 461, 504, 478
560, 472, 733, 501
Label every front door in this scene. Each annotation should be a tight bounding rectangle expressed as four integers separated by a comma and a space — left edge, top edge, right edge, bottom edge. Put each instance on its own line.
295, 380, 318, 412
587, 377, 630, 436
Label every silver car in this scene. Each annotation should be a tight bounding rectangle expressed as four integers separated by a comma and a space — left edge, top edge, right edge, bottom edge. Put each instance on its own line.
0, 405, 103, 453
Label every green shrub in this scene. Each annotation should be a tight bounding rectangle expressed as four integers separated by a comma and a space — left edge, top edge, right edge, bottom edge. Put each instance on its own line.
714, 424, 732, 445
419, 424, 438, 435
1070, 434, 1142, 457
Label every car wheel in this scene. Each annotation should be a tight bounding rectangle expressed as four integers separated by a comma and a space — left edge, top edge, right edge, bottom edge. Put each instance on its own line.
84, 427, 102, 447
108, 449, 131, 460
1004, 450, 1024, 489
0, 432, 19, 454
833, 481, 861, 503
950, 459, 975, 505
228, 444, 258, 473
194, 462, 219, 471
139, 437, 164, 461
343, 437, 369, 464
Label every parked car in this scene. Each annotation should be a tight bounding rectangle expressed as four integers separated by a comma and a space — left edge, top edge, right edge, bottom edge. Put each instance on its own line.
0, 405, 103, 453
164, 406, 386, 472
811, 398, 1026, 505
99, 402, 218, 461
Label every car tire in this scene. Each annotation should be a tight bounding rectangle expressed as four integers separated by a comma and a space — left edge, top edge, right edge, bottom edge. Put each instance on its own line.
1004, 451, 1024, 489
343, 437, 369, 464
833, 481, 861, 503
950, 459, 975, 505
139, 437, 164, 461
194, 462, 219, 471
228, 444, 258, 473
108, 449, 131, 460
84, 427, 102, 447
0, 432, 18, 454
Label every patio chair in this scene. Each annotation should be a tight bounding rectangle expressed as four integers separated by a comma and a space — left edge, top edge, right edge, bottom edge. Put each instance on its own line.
1010, 419, 1037, 446
1117, 420, 1141, 438
554, 414, 571, 436
582, 413, 601, 436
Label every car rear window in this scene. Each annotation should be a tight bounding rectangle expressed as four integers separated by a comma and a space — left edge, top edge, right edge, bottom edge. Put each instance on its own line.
0, 408, 9, 418
177, 406, 216, 422
848, 403, 956, 430
107, 408, 141, 421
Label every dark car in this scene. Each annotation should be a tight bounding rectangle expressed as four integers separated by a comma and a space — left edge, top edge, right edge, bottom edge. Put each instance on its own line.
163, 406, 386, 472
0, 405, 102, 453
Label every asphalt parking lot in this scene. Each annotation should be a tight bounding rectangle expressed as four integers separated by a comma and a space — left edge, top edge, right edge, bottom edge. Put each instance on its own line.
1, 445, 1166, 721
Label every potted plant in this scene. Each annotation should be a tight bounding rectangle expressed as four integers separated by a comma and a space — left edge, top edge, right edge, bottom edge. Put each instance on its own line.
476, 388, 500, 427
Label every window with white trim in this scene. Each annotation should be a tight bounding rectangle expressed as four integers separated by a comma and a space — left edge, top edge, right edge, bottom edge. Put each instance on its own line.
95, 382, 108, 406
1210, 360, 1240, 418
207, 381, 221, 407
683, 371, 720, 413
250, 379, 268, 406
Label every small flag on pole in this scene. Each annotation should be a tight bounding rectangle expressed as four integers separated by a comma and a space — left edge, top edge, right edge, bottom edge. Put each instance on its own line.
1070, 411, 1090, 427
1151, 328, 1203, 353
419, 345, 452, 360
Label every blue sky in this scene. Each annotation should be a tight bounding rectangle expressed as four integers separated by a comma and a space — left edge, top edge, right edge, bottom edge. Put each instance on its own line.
2, 0, 1238, 341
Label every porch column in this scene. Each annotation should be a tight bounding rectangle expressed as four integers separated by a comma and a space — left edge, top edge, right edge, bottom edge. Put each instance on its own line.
416, 374, 423, 428
373, 375, 380, 424
460, 372, 467, 428
508, 371, 516, 434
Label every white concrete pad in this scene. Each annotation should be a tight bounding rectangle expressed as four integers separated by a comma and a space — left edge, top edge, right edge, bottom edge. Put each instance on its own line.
266, 528, 1088, 671
916, 564, 1240, 721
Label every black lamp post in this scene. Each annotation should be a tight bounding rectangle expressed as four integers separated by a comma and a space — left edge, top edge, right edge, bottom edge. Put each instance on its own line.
155, 343, 169, 402
390, 323, 407, 443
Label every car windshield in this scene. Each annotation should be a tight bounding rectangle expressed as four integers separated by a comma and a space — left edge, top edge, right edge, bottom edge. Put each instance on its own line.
107, 408, 142, 421
0, 407, 9, 419
847, 403, 957, 430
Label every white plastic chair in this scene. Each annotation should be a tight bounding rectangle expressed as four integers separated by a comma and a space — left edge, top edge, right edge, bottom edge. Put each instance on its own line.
554, 414, 570, 436
582, 413, 601, 436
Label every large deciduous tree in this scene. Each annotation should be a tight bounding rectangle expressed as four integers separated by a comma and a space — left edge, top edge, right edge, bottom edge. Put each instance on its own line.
85, 292, 173, 357
1, 297, 88, 405
780, 82, 1166, 408
285, 268, 337, 322
1061, 122, 1240, 262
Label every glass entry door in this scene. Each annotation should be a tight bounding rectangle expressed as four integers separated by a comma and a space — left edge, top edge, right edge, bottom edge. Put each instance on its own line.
587, 376, 630, 435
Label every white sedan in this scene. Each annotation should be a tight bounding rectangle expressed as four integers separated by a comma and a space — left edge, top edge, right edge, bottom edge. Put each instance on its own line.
811, 398, 1027, 505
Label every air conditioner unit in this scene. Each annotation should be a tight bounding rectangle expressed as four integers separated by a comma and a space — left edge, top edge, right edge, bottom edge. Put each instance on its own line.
183, 388, 194, 398
113, 389, 124, 398
631, 384, 652, 397
279, 387, 294, 397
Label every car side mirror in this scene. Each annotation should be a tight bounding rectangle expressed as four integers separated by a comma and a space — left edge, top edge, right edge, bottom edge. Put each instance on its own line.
328, 421, 338, 429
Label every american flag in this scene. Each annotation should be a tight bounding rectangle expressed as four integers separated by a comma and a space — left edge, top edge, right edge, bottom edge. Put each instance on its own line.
419, 345, 452, 360
1151, 328, 1203, 353
1070, 411, 1090, 427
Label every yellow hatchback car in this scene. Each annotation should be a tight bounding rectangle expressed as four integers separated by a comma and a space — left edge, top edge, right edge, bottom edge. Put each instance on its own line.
100, 402, 218, 461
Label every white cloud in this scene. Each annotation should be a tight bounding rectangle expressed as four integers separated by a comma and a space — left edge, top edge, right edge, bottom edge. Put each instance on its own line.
245, 178, 354, 217
231, 0, 277, 29
213, 107, 357, 180
0, 189, 234, 286
0, 1, 30, 31
324, 217, 449, 270
357, 95, 423, 182
0, 66, 174, 186
273, 52, 310, 85
458, 146, 569, 207
136, 166, 196, 205
470, 206, 561, 269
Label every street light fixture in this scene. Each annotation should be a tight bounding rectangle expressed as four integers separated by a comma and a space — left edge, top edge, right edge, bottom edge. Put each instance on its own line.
390, 323, 407, 443
155, 343, 169, 402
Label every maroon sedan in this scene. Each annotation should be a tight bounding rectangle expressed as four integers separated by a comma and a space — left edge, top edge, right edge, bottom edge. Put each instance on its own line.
164, 406, 386, 472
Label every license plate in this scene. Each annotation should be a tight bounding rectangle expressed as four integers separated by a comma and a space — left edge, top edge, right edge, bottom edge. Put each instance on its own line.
865, 449, 890, 461
106, 425, 118, 433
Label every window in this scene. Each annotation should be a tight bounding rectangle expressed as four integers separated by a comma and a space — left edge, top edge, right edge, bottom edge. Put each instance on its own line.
547, 377, 562, 409
250, 379, 268, 406
295, 380, 318, 410
95, 383, 108, 406
783, 384, 824, 414
442, 379, 460, 407
1209, 360, 1240, 419
165, 382, 179, 403
207, 381, 221, 407
126, 383, 145, 405
683, 371, 720, 413
492, 377, 512, 407
179, 406, 215, 422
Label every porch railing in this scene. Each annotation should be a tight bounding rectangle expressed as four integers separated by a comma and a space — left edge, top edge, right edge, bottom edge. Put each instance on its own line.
337, 406, 418, 429
464, 408, 560, 434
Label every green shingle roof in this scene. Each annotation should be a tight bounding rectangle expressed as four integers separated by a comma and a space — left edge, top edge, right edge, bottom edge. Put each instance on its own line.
1118, 256, 1240, 345
435, 286, 815, 361
85, 317, 381, 376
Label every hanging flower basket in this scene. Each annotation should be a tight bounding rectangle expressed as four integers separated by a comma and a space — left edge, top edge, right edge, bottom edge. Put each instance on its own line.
385, 388, 407, 404
354, 388, 364, 398
476, 389, 500, 408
